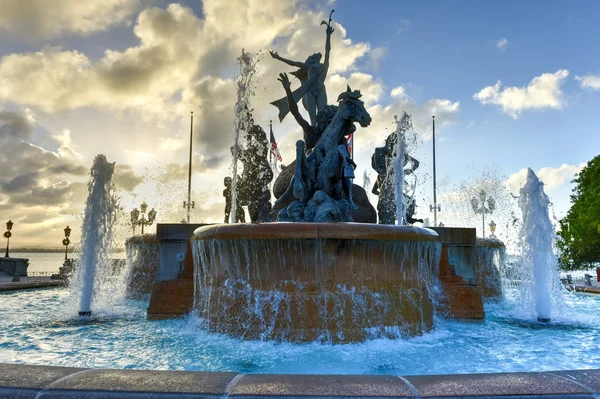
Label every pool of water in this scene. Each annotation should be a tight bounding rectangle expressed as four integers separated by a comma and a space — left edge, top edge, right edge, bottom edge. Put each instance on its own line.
1, 287, 598, 375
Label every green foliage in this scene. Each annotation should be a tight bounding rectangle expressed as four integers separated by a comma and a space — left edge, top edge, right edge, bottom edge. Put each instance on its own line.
557, 154, 600, 270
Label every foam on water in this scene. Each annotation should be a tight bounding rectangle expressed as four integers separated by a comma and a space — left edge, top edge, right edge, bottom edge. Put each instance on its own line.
1, 287, 598, 374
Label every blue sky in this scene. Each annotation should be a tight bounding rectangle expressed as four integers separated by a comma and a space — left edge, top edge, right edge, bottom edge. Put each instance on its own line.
0, 0, 598, 246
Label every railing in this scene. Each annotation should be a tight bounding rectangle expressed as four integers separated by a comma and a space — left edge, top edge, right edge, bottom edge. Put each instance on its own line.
26, 271, 57, 277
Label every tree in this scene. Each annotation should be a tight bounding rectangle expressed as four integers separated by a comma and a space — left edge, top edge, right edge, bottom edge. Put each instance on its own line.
557, 154, 600, 271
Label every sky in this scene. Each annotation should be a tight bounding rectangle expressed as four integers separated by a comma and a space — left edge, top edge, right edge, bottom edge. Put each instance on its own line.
0, 0, 599, 248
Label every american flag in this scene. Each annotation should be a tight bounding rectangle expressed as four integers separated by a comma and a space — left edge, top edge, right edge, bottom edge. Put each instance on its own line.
347, 133, 353, 158
270, 121, 282, 162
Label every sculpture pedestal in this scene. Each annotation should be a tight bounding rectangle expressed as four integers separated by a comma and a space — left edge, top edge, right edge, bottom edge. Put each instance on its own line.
146, 224, 203, 319
430, 227, 484, 320
0, 257, 29, 277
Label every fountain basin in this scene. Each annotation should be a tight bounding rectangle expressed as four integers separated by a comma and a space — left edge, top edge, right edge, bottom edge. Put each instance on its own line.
192, 223, 441, 343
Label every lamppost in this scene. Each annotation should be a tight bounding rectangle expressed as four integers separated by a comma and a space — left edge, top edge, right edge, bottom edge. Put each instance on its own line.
4, 220, 13, 258
489, 220, 496, 238
62, 226, 71, 260
471, 190, 495, 237
130, 201, 157, 234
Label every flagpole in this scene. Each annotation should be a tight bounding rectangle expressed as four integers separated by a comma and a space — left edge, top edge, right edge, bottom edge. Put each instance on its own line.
186, 111, 194, 223
432, 115, 437, 226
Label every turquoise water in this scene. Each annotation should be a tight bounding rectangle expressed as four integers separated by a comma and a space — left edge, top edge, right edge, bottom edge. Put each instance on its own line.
1, 287, 599, 375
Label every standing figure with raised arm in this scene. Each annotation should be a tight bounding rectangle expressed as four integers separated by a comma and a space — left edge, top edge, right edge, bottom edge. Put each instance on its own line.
270, 10, 335, 127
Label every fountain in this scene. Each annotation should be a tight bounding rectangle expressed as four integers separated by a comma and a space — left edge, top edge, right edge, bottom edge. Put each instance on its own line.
518, 168, 562, 322
189, 15, 472, 342
76, 154, 118, 317
2, 8, 600, 397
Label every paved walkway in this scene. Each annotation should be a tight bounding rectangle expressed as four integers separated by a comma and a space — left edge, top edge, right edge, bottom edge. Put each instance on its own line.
565, 283, 600, 295
0, 272, 63, 292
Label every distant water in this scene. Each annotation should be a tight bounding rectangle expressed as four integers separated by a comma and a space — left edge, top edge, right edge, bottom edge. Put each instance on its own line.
10, 252, 66, 274
9, 252, 125, 274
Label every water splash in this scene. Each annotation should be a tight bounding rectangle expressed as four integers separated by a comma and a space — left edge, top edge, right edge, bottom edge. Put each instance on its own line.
75, 154, 118, 316
393, 115, 406, 226
391, 112, 416, 225
231, 49, 260, 223
517, 168, 562, 322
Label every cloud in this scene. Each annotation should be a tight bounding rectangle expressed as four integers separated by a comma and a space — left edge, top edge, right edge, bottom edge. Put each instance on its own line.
0, 4, 205, 116
0, 110, 88, 215
0, 1, 462, 246
575, 74, 600, 90
0, 0, 141, 40
367, 47, 387, 70
506, 163, 586, 195
390, 86, 407, 99
495, 38, 508, 51
473, 69, 569, 118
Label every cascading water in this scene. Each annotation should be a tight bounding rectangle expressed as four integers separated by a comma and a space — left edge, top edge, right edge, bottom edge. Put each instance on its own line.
518, 168, 562, 322
230, 49, 259, 223
191, 225, 442, 343
125, 234, 159, 299
76, 154, 118, 316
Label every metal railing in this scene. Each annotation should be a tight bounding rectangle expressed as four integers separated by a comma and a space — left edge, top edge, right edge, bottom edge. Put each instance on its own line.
26, 271, 57, 277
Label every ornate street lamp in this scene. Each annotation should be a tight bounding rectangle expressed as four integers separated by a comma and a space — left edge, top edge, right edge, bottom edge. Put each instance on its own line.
4, 220, 13, 258
130, 202, 157, 234
489, 220, 496, 238
130, 208, 140, 235
471, 190, 495, 237
62, 226, 71, 261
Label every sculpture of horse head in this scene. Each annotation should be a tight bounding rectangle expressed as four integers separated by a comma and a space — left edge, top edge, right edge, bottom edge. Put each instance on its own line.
336, 86, 372, 128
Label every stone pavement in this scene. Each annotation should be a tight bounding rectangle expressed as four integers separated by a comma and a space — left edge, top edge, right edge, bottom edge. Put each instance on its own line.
1, 363, 599, 398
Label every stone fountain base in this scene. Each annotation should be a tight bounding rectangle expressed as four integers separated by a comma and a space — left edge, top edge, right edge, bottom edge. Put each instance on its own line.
192, 223, 441, 343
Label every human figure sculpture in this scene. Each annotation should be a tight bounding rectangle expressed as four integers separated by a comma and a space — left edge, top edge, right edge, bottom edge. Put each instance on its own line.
270, 11, 334, 127
223, 176, 246, 223
236, 119, 274, 222
276, 86, 371, 222
277, 72, 352, 151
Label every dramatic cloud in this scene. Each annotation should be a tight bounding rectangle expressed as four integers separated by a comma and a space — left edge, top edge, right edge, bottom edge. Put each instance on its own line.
575, 74, 600, 90
0, 0, 141, 40
506, 163, 586, 195
0, 1, 462, 246
0, 110, 90, 245
473, 69, 569, 117
367, 47, 387, 70
495, 38, 508, 51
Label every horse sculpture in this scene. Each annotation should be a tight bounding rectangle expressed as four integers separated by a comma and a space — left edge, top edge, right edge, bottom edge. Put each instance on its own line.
276, 86, 371, 222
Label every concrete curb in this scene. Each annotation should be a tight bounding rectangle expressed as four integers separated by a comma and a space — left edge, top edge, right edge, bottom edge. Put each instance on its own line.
0, 364, 598, 398
0, 280, 63, 292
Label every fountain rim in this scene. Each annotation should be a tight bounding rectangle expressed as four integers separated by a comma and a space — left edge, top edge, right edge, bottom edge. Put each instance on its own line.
125, 233, 159, 245
192, 222, 441, 242
476, 237, 506, 249
1, 363, 598, 398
